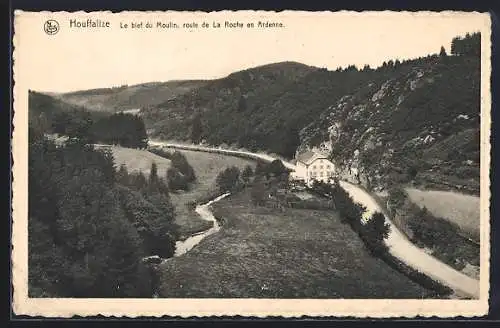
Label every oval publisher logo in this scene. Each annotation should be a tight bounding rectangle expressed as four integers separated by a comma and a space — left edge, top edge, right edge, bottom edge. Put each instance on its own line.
44, 19, 59, 35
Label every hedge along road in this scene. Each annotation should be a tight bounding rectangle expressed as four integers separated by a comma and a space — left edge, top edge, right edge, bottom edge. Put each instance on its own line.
148, 140, 481, 299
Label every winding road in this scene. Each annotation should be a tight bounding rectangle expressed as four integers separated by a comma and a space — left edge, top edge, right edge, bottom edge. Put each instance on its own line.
148, 140, 481, 299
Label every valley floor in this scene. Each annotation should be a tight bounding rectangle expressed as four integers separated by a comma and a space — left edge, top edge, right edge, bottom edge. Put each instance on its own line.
157, 187, 434, 298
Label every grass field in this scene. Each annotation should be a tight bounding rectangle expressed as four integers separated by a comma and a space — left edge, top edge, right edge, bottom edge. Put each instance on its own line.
157, 188, 435, 298
166, 149, 256, 237
110, 146, 172, 178
405, 187, 480, 242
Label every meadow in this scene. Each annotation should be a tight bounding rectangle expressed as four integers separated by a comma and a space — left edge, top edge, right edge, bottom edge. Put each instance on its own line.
405, 187, 480, 242
110, 145, 172, 178
157, 187, 435, 298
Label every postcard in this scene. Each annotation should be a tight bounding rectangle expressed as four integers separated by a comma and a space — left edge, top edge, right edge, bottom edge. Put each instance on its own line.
12, 10, 491, 318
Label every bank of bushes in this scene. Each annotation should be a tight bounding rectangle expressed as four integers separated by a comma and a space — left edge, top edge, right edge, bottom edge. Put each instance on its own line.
309, 180, 453, 297
387, 187, 479, 271
215, 159, 290, 195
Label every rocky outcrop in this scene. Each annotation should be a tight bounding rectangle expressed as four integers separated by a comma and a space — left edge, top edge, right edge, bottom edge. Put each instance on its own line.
299, 54, 480, 194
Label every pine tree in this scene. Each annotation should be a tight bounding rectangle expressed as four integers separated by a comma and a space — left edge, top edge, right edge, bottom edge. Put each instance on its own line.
116, 164, 129, 185
149, 162, 158, 184
216, 166, 241, 193
170, 151, 196, 182
241, 165, 254, 183
439, 46, 447, 57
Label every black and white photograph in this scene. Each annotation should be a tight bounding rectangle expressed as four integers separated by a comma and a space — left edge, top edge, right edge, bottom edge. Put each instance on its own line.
12, 10, 491, 317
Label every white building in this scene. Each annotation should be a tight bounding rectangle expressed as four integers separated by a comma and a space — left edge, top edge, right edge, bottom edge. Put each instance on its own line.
292, 150, 337, 185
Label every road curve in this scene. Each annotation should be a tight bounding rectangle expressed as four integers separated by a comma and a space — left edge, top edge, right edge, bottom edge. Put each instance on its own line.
148, 140, 480, 299
339, 181, 480, 299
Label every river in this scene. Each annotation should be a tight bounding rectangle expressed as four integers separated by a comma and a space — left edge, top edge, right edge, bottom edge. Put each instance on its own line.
173, 193, 231, 257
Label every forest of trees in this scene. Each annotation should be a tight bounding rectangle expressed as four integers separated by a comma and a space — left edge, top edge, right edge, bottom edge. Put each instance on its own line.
29, 91, 149, 149
28, 129, 178, 297
451, 32, 481, 57
88, 113, 148, 148
143, 32, 480, 159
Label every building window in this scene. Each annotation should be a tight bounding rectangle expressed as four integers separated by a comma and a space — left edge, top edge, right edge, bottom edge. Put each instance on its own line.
319, 171, 323, 177
312, 165, 316, 169
320, 165, 323, 169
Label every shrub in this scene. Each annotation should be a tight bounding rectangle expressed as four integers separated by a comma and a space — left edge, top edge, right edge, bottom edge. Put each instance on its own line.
408, 206, 460, 247
254, 161, 268, 177
166, 167, 189, 191
267, 159, 289, 180
360, 212, 390, 256
170, 151, 196, 183
148, 147, 174, 160
241, 165, 254, 184
216, 166, 241, 193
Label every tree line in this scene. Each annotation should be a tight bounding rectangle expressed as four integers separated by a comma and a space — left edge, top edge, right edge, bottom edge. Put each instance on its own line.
308, 181, 453, 295
215, 159, 290, 196
28, 130, 178, 298
178, 32, 480, 160
451, 32, 481, 57
88, 112, 148, 148
29, 93, 149, 149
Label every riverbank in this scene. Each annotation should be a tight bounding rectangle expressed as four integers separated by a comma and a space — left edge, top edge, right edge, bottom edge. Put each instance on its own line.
174, 193, 231, 257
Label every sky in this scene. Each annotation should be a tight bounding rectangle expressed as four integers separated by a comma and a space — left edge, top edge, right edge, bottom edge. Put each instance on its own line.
14, 11, 489, 93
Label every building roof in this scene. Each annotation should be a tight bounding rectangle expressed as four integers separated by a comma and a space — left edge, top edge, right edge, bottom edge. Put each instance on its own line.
296, 150, 329, 165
